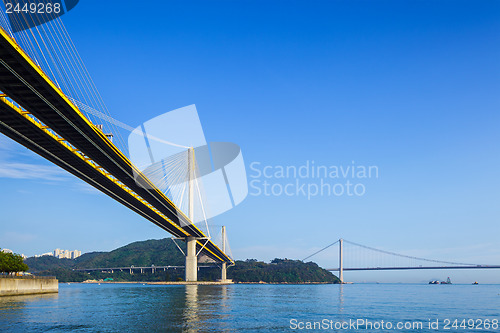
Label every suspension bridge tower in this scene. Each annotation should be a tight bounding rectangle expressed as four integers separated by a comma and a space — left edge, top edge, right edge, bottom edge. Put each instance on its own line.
339, 238, 344, 284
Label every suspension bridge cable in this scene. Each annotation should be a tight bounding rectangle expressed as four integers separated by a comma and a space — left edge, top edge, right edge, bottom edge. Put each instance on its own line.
68, 98, 189, 149
343, 239, 479, 267
302, 240, 339, 262
0, 9, 217, 235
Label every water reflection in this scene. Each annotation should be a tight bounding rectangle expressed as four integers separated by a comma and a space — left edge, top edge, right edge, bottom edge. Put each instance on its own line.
220, 285, 228, 309
338, 284, 344, 313
0, 292, 59, 327
182, 285, 232, 332
0, 292, 59, 308
183, 285, 199, 332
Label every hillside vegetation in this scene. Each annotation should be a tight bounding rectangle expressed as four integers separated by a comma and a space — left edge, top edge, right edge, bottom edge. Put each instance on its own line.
25, 238, 339, 283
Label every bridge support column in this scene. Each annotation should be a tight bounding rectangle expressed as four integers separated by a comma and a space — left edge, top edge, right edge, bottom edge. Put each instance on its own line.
185, 236, 198, 282
221, 262, 227, 281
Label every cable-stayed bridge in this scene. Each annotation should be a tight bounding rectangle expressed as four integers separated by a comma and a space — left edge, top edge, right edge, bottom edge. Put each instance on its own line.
0, 7, 232, 282
303, 239, 500, 283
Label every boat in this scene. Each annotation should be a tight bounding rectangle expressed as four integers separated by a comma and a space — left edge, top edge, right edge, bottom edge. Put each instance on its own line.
440, 277, 452, 284
428, 280, 440, 284
472, 281, 479, 285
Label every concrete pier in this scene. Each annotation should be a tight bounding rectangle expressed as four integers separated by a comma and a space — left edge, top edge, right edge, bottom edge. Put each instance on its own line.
221, 262, 227, 280
149, 280, 233, 285
185, 236, 198, 282
0, 276, 58, 296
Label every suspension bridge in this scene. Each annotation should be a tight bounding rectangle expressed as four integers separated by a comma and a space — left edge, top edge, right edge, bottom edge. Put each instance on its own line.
303, 239, 500, 283
0, 6, 233, 282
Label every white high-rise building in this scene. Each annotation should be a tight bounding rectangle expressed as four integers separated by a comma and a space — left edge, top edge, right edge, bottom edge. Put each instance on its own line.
52, 249, 82, 259
2, 249, 27, 259
71, 250, 81, 259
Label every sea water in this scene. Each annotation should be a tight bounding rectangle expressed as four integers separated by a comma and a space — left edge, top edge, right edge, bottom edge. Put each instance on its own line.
0, 283, 499, 332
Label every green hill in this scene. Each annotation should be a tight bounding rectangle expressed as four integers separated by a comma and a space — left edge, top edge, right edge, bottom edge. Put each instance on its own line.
26, 239, 184, 271
25, 238, 339, 283
201, 259, 339, 283
235, 259, 338, 283
74, 239, 185, 268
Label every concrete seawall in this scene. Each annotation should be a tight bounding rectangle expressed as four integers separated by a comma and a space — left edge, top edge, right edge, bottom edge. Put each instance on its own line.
0, 276, 58, 296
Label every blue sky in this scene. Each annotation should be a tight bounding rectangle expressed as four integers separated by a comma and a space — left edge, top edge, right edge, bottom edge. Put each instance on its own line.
0, 0, 499, 283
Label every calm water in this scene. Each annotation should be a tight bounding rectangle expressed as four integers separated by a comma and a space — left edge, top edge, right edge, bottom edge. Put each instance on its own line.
0, 283, 499, 332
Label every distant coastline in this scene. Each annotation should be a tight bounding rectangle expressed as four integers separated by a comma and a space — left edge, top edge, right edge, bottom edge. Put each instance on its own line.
25, 238, 340, 284
73, 280, 336, 285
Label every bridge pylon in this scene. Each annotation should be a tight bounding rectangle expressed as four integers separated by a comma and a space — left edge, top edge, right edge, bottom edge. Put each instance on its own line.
221, 226, 228, 281
185, 148, 198, 282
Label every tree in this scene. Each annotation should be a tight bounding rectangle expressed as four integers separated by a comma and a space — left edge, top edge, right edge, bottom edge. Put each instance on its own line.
0, 250, 29, 274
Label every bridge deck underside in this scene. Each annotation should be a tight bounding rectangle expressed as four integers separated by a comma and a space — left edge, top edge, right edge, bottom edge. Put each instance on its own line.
0, 29, 231, 263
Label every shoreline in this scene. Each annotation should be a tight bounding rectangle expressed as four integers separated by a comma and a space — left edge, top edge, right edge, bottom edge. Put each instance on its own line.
235, 281, 338, 285
72, 280, 337, 285
77, 280, 234, 285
